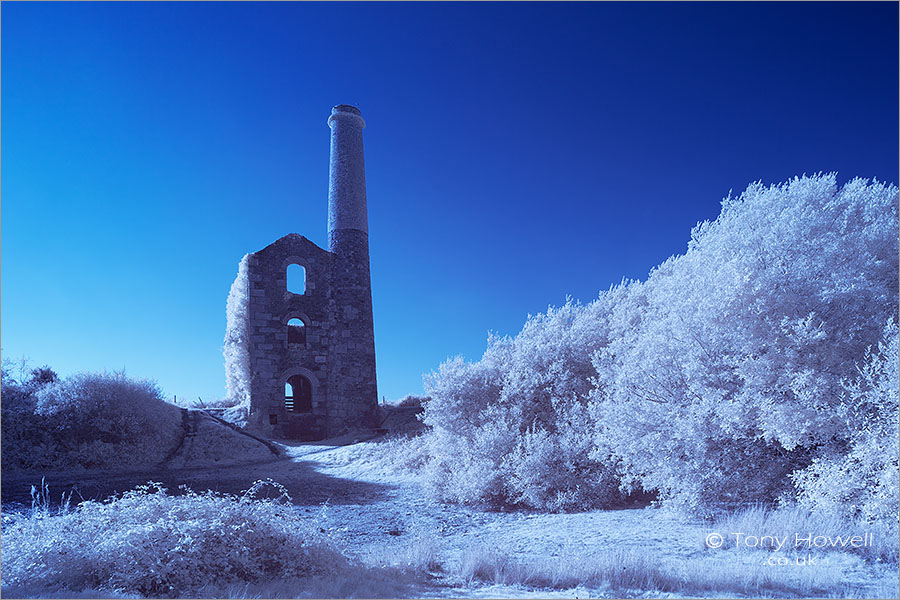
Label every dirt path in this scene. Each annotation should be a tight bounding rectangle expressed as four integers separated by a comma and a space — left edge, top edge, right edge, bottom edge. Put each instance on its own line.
0, 418, 389, 508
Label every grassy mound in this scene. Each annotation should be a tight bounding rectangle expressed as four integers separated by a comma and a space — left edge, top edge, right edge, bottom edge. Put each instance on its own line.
2, 370, 183, 472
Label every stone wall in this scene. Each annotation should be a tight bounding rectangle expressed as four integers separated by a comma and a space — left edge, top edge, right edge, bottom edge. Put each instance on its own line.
245, 234, 333, 440
240, 231, 378, 439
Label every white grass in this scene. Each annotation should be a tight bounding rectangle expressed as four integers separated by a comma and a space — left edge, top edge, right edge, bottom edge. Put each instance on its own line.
708, 504, 899, 565
316, 433, 430, 479
440, 543, 897, 599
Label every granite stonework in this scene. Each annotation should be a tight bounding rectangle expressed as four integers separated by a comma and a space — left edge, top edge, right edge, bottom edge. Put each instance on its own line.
235, 105, 378, 440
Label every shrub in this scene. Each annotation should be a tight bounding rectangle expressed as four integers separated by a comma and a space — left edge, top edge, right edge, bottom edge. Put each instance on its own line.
1, 362, 57, 471
421, 299, 625, 510
0, 482, 347, 598
1, 361, 58, 414
2, 369, 182, 471
419, 174, 899, 516
396, 394, 429, 408
792, 320, 899, 524
591, 174, 899, 511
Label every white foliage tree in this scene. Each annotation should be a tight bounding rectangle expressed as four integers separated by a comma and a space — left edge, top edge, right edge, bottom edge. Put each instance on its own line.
591, 174, 899, 511
223, 254, 252, 424
421, 299, 625, 510
792, 319, 899, 523
421, 173, 898, 516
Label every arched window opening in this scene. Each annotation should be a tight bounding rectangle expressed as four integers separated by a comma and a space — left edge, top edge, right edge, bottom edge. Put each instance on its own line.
285, 375, 312, 413
287, 264, 306, 295
287, 318, 306, 345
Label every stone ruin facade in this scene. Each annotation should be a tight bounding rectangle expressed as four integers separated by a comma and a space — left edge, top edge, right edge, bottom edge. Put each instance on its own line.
225, 105, 378, 440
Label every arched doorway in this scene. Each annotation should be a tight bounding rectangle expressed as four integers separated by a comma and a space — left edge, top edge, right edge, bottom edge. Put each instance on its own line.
284, 375, 312, 413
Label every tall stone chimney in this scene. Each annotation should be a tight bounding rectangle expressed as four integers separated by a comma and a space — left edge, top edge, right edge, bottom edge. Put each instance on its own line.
225, 104, 379, 440
325, 104, 378, 428
328, 104, 368, 254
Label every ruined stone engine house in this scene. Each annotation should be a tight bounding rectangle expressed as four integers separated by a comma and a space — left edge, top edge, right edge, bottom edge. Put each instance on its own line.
225, 105, 378, 440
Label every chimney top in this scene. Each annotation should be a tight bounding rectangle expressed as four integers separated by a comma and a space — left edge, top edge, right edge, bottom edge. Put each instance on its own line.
332, 104, 361, 116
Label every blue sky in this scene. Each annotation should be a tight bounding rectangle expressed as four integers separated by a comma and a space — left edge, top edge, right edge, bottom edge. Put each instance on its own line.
2, 1, 898, 402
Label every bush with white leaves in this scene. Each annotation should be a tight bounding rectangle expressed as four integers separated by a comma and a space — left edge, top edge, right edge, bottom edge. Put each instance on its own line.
421, 299, 626, 510
591, 174, 898, 511
0, 481, 346, 598
792, 320, 899, 523
420, 174, 899, 515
